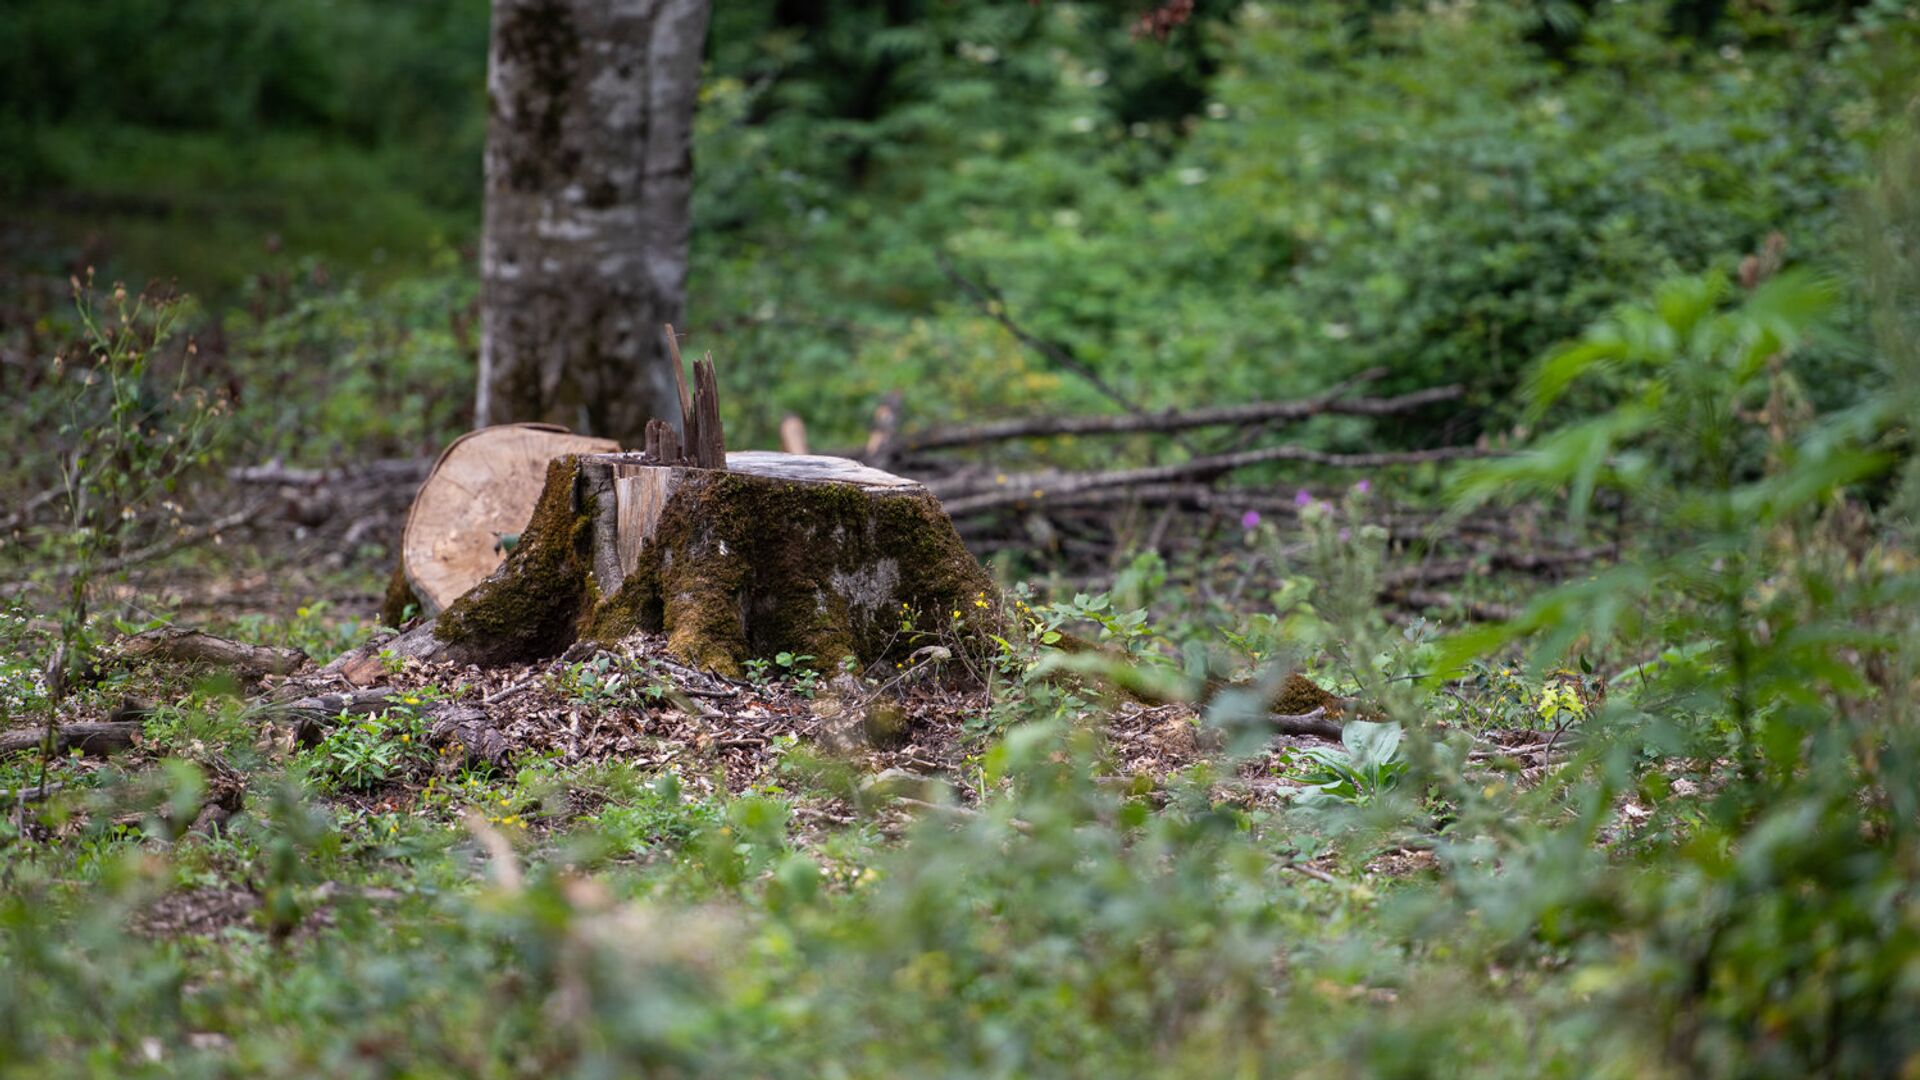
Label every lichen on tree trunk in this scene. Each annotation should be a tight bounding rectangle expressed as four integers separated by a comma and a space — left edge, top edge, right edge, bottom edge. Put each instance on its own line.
476, 0, 712, 444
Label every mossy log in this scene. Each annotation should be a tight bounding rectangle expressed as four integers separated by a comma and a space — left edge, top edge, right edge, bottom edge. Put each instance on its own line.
348, 451, 998, 679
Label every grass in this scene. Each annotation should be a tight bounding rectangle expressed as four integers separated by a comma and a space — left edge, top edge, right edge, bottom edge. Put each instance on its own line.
10, 123, 473, 300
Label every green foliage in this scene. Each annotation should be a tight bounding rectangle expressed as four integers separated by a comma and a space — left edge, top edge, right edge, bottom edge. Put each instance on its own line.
301, 704, 431, 793
1, 0, 485, 292
5, 280, 230, 669
692, 0, 1903, 449
220, 599, 376, 665
222, 257, 479, 462
1289, 720, 1409, 807
551, 653, 673, 711
743, 651, 822, 696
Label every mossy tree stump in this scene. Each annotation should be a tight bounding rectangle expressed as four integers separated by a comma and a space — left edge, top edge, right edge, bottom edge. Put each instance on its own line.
361, 450, 997, 679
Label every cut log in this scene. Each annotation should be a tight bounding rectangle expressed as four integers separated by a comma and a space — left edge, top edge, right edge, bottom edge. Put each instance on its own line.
358, 450, 999, 677
399, 423, 619, 617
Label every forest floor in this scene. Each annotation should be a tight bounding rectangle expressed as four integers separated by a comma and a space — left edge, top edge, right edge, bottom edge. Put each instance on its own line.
0, 458, 1572, 928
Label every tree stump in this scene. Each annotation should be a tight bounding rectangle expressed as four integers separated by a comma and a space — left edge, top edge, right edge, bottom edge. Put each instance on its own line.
355, 450, 998, 679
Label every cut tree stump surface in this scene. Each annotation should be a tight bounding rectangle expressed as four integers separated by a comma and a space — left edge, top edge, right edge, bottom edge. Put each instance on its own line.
344, 450, 999, 679
400, 424, 619, 617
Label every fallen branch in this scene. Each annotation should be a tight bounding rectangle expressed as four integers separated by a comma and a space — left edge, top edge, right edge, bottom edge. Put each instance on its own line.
257, 685, 403, 744
0, 488, 63, 533
937, 252, 1185, 445
1270, 706, 1345, 740
935, 442, 1499, 514
0, 781, 67, 801
1381, 548, 1605, 590
0, 722, 139, 756
226, 457, 430, 488
898, 377, 1462, 452
109, 628, 307, 679
428, 705, 510, 766
2, 502, 271, 598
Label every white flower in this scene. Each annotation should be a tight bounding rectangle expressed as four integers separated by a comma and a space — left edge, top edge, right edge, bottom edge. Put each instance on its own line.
1176, 167, 1208, 186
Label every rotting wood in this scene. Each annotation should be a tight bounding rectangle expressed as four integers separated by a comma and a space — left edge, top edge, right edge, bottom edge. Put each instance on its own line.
109, 628, 307, 679
0, 722, 140, 756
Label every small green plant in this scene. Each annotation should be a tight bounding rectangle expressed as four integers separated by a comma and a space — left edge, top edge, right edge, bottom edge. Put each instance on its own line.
32, 278, 228, 659
744, 652, 820, 696
303, 705, 430, 792
1044, 592, 1158, 659
1287, 720, 1408, 808
552, 653, 671, 708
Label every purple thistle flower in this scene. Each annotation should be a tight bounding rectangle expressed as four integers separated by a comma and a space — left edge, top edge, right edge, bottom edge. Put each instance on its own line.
1240, 509, 1261, 529
1353, 478, 1371, 494
1293, 488, 1313, 508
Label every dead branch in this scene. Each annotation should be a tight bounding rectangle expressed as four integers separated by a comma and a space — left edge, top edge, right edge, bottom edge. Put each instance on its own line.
1270, 706, 1346, 740
427, 705, 510, 766
1381, 548, 1606, 590
0, 722, 140, 756
937, 252, 1181, 442
935, 442, 1500, 514
109, 628, 307, 679
226, 458, 430, 488
897, 378, 1463, 452
257, 685, 403, 744
0, 781, 67, 801
0, 488, 64, 533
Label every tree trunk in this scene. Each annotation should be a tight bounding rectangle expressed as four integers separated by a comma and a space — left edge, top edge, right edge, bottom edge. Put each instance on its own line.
477, 0, 711, 445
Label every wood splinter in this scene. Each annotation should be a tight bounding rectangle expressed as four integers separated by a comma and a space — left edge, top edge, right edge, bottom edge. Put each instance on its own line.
650, 326, 728, 470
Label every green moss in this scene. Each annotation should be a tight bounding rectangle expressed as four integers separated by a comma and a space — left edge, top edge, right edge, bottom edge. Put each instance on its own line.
379, 564, 421, 628
592, 469, 1000, 676
437, 456, 1000, 676
432, 456, 596, 666
1273, 673, 1340, 716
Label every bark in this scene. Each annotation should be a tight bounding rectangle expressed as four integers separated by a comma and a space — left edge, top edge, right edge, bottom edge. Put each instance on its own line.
108, 628, 308, 680
477, 0, 712, 445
